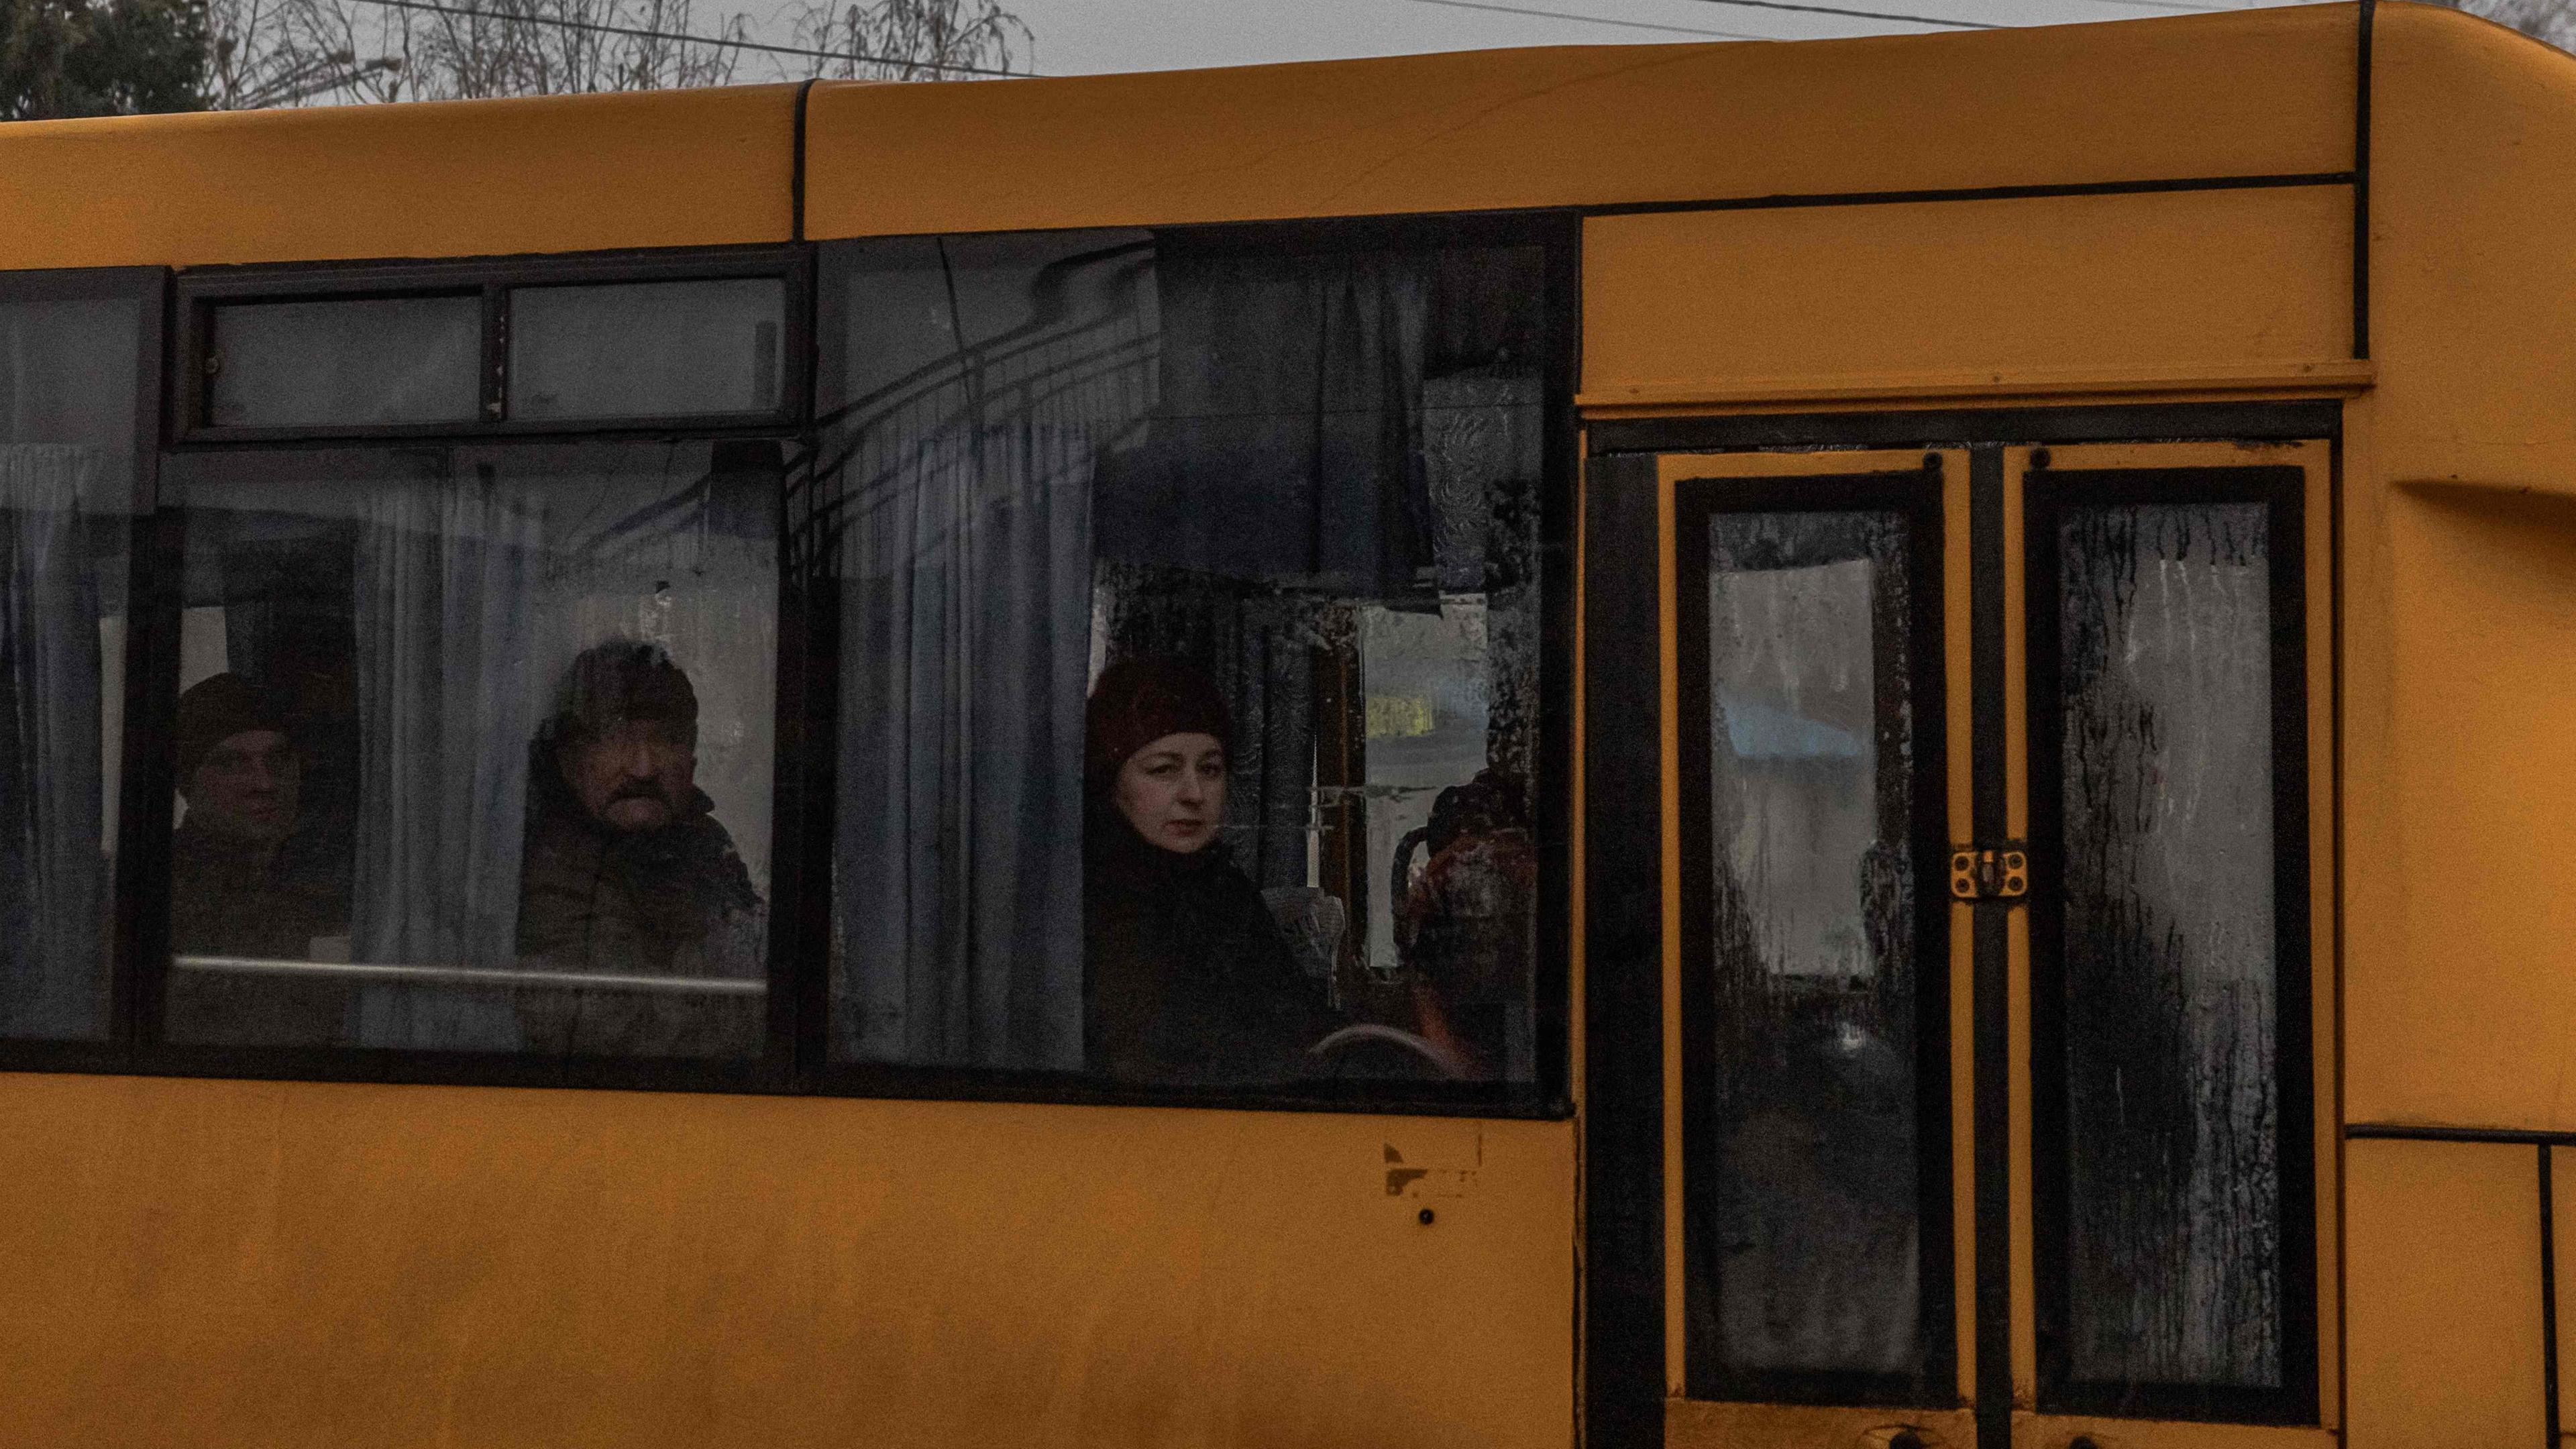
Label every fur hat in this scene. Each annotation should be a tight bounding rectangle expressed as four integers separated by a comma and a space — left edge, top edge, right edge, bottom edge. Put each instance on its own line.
1085, 657, 1232, 794
174, 673, 288, 786
548, 638, 698, 745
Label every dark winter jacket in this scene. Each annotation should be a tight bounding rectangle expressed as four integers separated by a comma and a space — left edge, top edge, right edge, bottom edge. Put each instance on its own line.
513, 766, 763, 1058
1082, 810, 1338, 1086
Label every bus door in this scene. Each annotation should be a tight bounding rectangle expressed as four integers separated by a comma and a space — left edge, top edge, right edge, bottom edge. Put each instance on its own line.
1587, 439, 2335, 1449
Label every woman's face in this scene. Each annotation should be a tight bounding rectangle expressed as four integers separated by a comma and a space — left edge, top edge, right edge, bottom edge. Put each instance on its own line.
1114, 731, 1228, 854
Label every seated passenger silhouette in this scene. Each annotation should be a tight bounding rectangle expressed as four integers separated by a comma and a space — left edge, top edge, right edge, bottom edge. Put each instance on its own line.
515, 639, 762, 1057
164, 672, 350, 1042
1082, 657, 1337, 1085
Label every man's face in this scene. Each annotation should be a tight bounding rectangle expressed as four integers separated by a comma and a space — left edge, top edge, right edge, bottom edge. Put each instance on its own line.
559, 716, 696, 833
184, 727, 300, 845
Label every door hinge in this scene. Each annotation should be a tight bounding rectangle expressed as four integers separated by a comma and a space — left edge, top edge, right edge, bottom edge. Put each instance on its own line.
1948, 843, 2030, 902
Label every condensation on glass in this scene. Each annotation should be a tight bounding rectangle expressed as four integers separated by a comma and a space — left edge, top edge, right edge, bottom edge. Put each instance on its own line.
207, 296, 482, 428
508, 279, 786, 422
1691, 508, 1925, 1382
816, 230, 1546, 1093
2054, 501, 2284, 1390
0, 294, 140, 1040
160, 440, 780, 1057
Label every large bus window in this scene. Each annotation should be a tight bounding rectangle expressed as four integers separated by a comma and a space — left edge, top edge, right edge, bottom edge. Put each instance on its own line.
2027, 470, 2314, 1416
0, 286, 143, 1041
159, 439, 781, 1057
508, 278, 786, 422
1672, 478, 1951, 1401
817, 228, 1552, 1098
205, 295, 482, 429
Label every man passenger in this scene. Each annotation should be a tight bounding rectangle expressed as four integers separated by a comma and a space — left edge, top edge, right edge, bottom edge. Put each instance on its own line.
164, 672, 350, 1042
515, 639, 763, 1057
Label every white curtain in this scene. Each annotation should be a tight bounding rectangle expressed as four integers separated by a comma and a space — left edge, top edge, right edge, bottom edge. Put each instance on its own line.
832, 232, 1158, 1069
0, 444, 108, 1037
349, 462, 547, 1049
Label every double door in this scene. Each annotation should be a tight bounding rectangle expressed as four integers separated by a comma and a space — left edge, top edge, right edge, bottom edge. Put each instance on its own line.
1585, 436, 2336, 1449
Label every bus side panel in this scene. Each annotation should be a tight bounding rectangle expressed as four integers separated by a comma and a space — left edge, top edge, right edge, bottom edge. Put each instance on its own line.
802, 5, 2353, 241
2345, 4, 2576, 1133
0, 86, 798, 271
1580, 186, 2352, 401
2342, 1137, 2546, 1448
0, 1074, 1572, 1449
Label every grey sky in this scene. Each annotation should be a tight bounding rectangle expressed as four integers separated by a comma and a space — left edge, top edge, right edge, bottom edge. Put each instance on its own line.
742, 0, 2320, 78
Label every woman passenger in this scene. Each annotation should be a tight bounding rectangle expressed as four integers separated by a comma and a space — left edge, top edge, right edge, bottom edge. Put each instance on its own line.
1082, 657, 1338, 1085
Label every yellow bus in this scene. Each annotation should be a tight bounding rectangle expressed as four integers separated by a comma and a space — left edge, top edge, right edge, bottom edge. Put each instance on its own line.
3, 3, 2571, 1445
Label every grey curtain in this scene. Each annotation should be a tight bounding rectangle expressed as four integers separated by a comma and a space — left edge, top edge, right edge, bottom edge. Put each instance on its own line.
350, 460, 546, 1049
0, 444, 109, 1037
828, 231, 1159, 1070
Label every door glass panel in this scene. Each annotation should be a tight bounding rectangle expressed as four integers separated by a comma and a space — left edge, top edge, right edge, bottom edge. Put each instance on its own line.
1688, 507, 1927, 1385
2052, 500, 2284, 1390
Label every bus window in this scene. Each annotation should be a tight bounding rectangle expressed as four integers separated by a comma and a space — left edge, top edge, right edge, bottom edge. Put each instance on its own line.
158, 439, 781, 1057
205, 295, 482, 429
818, 227, 1552, 1098
0, 285, 144, 1041
508, 278, 786, 423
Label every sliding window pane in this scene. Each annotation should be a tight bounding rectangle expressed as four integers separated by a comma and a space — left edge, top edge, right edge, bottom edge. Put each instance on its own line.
0, 293, 141, 1040
2050, 499, 2289, 1393
161, 440, 781, 1057
508, 279, 785, 422
207, 296, 481, 428
1684, 506, 1934, 1390
818, 230, 1550, 1095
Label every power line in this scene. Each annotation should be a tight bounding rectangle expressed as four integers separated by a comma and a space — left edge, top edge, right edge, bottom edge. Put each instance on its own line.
1672, 0, 2005, 30
1397, 0, 1772, 40
347, 0, 1036, 78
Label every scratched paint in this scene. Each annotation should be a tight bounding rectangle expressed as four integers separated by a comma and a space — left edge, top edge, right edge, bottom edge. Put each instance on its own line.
2053, 501, 2282, 1391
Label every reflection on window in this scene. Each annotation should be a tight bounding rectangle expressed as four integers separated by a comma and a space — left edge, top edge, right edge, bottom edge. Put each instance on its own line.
162, 441, 780, 1057
2053, 501, 2285, 1391
207, 296, 482, 428
1688, 508, 1931, 1388
509, 279, 785, 422
820, 230, 1548, 1092
0, 294, 140, 1040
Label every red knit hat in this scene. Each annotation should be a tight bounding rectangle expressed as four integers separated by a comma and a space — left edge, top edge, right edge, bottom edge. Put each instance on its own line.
1085, 657, 1232, 794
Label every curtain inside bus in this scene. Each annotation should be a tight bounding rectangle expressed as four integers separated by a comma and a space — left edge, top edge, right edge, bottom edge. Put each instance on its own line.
0, 297, 138, 1041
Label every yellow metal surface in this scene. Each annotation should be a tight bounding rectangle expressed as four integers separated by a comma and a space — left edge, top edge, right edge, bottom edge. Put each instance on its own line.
2343, 6, 2576, 1133
802, 7, 2354, 239
1669, 1400, 1977, 1448
1944, 460, 1978, 1411
2375, 2, 2576, 496
2011, 1415, 2339, 1449
0, 1075, 1574, 1448
2344, 1137, 2546, 1448
1582, 186, 2352, 408
0, 87, 798, 270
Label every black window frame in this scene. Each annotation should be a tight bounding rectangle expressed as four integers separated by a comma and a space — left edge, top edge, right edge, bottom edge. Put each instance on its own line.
1670, 466, 1960, 1410
172, 245, 812, 444
2023, 462, 2320, 1426
0, 214, 1578, 1122
804, 211, 1580, 1120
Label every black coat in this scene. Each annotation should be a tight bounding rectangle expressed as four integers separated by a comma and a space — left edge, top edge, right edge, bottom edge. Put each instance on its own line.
1082, 812, 1337, 1087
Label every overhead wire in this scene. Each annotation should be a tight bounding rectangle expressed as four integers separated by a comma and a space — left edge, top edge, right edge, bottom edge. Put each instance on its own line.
1669, 0, 2004, 30
1397, 0, 1772, 40
347, 0, 1036, 77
